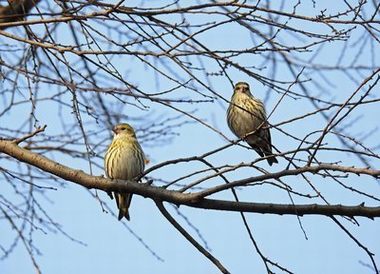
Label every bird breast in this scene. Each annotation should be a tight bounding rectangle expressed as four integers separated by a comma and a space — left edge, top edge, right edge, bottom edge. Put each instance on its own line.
228, 96, 264, 138
105, 140, 145, 180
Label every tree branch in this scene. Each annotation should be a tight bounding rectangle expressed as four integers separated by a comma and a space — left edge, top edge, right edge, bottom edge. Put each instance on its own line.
155, 201, 230, 274
1, 139, 379, 218
196, 164, 380, 198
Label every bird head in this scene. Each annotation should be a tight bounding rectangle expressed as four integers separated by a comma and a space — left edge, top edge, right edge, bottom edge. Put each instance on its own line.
112, 123, 137, 138
234, 82, 251, 95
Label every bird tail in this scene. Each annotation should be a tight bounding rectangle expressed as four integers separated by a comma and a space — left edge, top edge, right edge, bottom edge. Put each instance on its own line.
249, 144, 278, 166
262, 146, 278, 166
115, 193, 132, 221
266, 154, 278, 166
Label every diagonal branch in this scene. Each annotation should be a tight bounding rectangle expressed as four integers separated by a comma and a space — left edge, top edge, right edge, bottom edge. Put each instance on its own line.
155, 201, 230, 274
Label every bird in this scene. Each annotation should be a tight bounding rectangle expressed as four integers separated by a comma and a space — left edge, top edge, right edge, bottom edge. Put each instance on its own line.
104, 123, 145, 221
227, 82, 278, 165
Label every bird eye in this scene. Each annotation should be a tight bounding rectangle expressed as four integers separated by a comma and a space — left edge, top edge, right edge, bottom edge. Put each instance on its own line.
121, 127, 126, 130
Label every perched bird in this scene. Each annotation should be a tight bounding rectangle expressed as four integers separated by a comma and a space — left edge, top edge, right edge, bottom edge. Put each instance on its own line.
104, 123, 145, 221
227, 82, 278, 165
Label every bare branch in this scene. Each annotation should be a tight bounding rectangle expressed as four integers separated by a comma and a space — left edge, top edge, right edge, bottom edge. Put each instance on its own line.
155, 201, 230, 274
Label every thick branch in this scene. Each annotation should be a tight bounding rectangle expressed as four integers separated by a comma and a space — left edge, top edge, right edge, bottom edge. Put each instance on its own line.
0, 139, 197, 204
1, 139, 380, 218
190, 199, 380, 218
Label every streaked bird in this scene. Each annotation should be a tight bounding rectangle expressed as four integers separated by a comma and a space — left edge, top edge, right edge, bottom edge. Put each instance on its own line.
104, 123, 145, 220
227, 82, 278, 165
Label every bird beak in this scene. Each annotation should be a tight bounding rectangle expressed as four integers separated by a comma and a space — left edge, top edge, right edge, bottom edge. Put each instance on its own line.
112, 127, 118, 134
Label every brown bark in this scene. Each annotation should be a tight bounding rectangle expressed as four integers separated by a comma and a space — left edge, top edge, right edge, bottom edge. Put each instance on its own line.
1, 139, 379, 218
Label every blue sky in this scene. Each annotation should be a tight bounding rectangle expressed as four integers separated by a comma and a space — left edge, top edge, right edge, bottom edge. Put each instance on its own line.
1, 1, 380, 274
